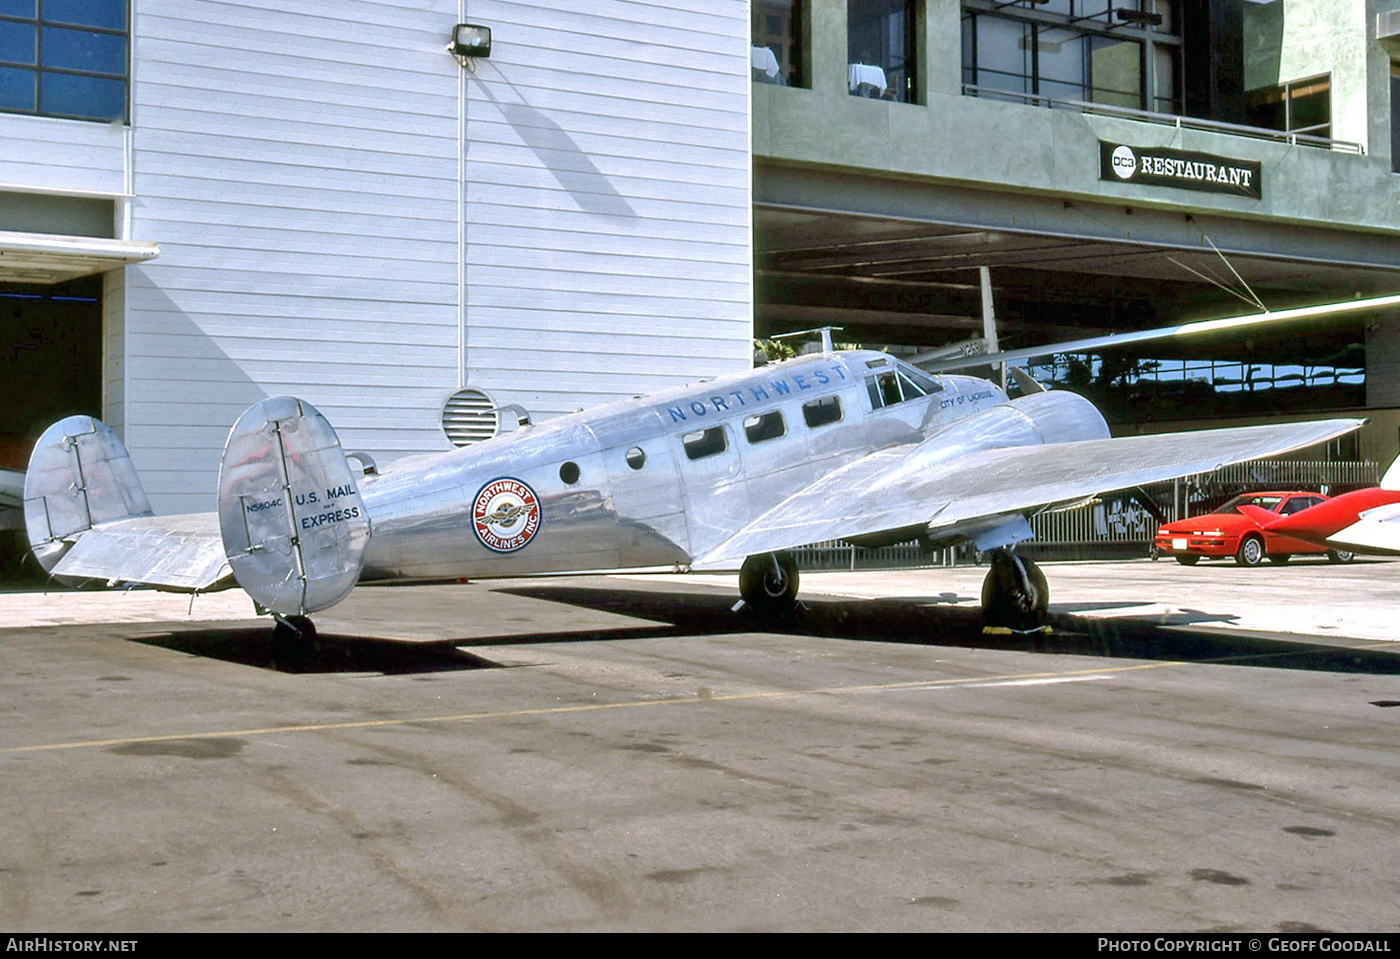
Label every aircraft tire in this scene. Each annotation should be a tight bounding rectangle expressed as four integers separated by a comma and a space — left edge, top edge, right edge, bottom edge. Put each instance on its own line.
1174, 554, 1200, 566
272, 615, 318, 660
739, 552, 799, 616
981, 555, 1049, 631
1234, 535, 1265, 567
1267, 553, 1291, 565
1327, 549, 1355, 564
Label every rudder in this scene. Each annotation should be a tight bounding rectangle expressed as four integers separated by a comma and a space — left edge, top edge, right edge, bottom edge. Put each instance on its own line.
24, 416, 153, 573
217, 396, 370, 616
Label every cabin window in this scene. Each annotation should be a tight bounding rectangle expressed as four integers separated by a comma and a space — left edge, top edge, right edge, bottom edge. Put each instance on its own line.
559, 461, 580, 484
682, 426, 728, 460
744, 410, 786, 443
625, 446, 646, 470
802, 395, 842, 428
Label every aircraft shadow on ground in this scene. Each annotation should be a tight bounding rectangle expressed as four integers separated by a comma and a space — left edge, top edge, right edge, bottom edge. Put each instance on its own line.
492, 582, 1400, 676
120, 581, 1399, 677
128, 625, 500, 675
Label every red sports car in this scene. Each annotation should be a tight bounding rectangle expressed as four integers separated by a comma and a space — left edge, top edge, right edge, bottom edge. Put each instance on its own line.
1153, 491, 1355, 567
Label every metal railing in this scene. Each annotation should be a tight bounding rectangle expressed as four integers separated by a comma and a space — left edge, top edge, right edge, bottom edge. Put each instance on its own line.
786, 539, 944, 570
1195, 459, 1378, 490
962, 84, 1366, 155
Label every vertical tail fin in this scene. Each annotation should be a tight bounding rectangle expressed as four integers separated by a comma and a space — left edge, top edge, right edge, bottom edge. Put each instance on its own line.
24, 416, 153, 573
1381, 454, 1400, 492
217, 396, 370, 616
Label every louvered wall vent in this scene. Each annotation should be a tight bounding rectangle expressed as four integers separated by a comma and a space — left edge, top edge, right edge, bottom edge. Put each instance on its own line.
441, 388, 499, 447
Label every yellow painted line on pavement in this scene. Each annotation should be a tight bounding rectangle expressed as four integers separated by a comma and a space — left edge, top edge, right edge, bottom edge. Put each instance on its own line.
0, 659, 1184, 756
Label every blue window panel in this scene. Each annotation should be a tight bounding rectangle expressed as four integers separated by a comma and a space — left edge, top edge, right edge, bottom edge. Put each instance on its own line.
0, 64, 34, 110
0, 1, 36, 18
41, 72, 124, 120
44, 0, 126, 31
41, 26, 126, 76
0, 19, 34, 64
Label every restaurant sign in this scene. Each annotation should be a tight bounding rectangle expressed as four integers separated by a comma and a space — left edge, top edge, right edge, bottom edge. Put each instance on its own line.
1100, 141, 1262, 199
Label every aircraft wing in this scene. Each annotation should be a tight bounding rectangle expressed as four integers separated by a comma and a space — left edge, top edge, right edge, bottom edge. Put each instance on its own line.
46, 512, 235, 592
698, 418, 1363, 564
1328, 503, 1400, 556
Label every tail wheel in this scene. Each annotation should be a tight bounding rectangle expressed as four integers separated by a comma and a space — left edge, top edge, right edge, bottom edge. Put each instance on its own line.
1234, 535, 1264, 567
272, 615, 317, 660
739, 552, 799, 616
1328, 549, 1355, 564
981, 554, 1049, 631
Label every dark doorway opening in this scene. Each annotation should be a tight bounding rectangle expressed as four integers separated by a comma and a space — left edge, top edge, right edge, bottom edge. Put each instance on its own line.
1, 275, 102, 580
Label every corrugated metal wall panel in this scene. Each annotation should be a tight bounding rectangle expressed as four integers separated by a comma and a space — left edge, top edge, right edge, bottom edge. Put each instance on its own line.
118, 0, 750, 512
0, 115, 126, 196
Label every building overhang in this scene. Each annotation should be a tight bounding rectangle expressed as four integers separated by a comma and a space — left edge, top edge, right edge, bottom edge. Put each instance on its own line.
0, 230, 158, 285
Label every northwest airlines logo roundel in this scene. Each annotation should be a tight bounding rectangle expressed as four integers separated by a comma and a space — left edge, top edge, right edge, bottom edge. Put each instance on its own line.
472, 478, 542, 552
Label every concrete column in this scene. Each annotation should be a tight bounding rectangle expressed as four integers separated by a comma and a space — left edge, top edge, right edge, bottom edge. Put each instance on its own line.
810, 0, 848, 99
925, 0, 962, 99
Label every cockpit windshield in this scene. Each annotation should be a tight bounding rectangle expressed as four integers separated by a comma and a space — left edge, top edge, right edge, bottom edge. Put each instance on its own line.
866, 360, 944, 410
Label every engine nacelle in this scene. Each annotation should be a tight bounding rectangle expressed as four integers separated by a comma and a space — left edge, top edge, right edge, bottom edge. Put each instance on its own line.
1010, 390, 1111, 446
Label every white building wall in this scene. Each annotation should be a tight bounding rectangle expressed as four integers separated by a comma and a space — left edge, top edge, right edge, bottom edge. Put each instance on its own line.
121, 0, 461, 511
458, 1, 754, 416
0, 114, 126, 198
114, 0, 752, 513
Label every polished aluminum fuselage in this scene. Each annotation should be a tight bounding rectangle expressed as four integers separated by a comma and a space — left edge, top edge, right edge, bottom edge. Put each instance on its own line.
357, 351, 1109, 581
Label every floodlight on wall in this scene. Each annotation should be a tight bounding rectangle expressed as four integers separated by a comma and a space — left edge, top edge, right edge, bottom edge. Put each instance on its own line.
449, 23, 492, 69
1114, 9, 1163, 26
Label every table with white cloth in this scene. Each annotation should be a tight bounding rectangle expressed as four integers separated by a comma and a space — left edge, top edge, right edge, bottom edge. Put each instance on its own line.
847, 62, 888, 96
752, 45, 782, 84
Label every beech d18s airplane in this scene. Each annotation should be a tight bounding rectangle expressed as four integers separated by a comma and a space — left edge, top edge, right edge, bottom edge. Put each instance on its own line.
20, 298, 1398, 650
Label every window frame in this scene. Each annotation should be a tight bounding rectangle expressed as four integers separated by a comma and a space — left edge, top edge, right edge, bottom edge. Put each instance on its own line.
960, 2, 1180, 115
751, 0, 807, 89
848, 0, 918, 104
681, 425, 729, 461
743, 410, 787, 444
1246, 73, 1331, 140
0, 1, 130, 123
802, 395, 843, 428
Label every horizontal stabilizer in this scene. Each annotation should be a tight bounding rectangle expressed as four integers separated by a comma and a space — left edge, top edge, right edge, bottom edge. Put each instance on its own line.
50, 513, 233, 592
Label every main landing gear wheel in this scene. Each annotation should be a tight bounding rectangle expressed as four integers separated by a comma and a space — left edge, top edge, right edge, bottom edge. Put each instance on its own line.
739, 551, 799, 616
981, 552, 1049, 631
1174, 554, 1200, 566
1235, 535, 1265, 567
272, 614, 318, 660
1328, 549, 1355, 564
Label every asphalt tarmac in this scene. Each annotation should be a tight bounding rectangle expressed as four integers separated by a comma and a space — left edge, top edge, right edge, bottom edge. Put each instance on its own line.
1, 558, 1398, 932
